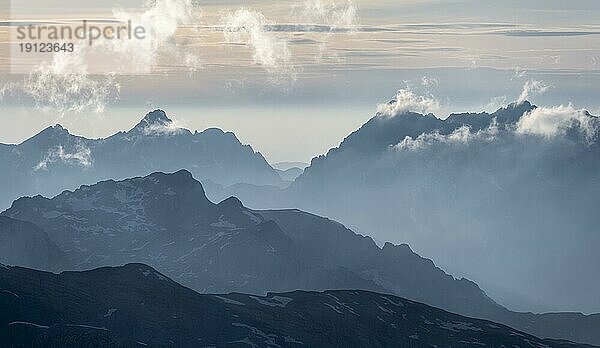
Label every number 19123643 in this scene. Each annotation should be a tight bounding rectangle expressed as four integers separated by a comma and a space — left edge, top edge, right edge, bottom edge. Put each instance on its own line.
18, 43, 75, 53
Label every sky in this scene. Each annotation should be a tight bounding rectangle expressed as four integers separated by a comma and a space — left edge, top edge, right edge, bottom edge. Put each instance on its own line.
1, 0, 600, 162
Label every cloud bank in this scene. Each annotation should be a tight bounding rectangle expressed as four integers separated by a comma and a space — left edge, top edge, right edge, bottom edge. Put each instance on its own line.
111, 0, 201, 73
294, 0, 358, 29
34, 144, 93, 171
24, 53, 119, 114
222, 8, 295, 81
395, 123, 500, 151
517, 104, 597, 140
517, 79, 552, 104
5, 0, 201, 114
141, 119, 186, 137
376, 88, 440, 117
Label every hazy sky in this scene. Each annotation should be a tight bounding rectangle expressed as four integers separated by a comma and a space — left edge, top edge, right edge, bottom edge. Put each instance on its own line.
1, 0, 600, 162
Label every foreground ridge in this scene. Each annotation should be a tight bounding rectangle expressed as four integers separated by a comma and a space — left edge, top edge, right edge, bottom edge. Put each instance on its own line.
0, 263, 593, 348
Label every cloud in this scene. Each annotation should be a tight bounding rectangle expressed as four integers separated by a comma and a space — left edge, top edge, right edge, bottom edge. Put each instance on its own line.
222, 8, 295, 81
511, 67, 527, 80
421, 76, 439, 89
498, 30, 600, 37
294, 0, 358, 29
395, 123, 499, 151
517, 79, 552, 104
11, 0, 201, 114
376, 88, 440, 117
218, 1, 360, 79
142, 119, 186, 136
34, 143, 93, 171
0, 81, 19, 101
485, 95, 508, 112
516, 104, 597, 141
293, 0, 358, 62
111, 0, 201, 74
24, 53, 120, 113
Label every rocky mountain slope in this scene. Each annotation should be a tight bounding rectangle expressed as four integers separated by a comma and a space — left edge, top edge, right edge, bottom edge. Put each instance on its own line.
2, 170, 600, 345
0, 110, 282, 209
0, 263, 593, 348
218, 101, 600, 314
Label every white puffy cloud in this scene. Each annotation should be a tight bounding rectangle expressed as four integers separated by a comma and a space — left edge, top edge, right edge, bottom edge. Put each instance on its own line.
220, 1, 359, 80
295, 0, 358, 29
34, 144, 93, 171
142, 119, 186, 136
293, 0, 358, 62
421, 76, 439, 89
485, 95, 508, 113
222, 8, 296, 80
24, 53, 119, 113
395, 123, 499, 151
111, 0, 201, 74
222, 8, 295, 80
517, 79, 552, 104
516, 104, 596, 140
512, 67, 527, 80
376, 88, 440, 117
14, 0, 201, 114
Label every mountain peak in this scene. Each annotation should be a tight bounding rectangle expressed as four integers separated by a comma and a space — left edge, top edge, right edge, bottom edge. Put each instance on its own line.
218, 196, 244, 210
143, 170, 214, 209
491, 100, 536, 124
142, 109, 172, 125
22, 124, 72, 147
40, 124, 70, 136
148, 169, 193, 181
146, 170, 200, 190
128, 109, 184, 136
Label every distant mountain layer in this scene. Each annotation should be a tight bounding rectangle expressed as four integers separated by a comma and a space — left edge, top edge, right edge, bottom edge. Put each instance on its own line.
217, 101, 600, 314
0, 217, 65, 271
0, 171, 484, 312
272, 161, 309, 171
276, 167, 304, 182
2, 170, 600, 345
0, 263, 593, 348
0, 110, 282, 209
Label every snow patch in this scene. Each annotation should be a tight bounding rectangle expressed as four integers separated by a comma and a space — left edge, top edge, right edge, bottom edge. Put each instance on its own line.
8, 322, 49, 329
250, 295, 293, 308
42, 210, 63, 219
103, 308, 118, 318
65, 324, 109, 331
213, 296, 246, 306
231, 323, 279, 347
1, 289, 20, 298
211, 216, 238, 230
438, 320, 483, 332
141, 269, 168, 281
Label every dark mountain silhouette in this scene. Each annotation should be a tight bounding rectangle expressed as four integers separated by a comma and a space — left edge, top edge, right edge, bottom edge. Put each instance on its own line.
213, 101, 600, 314
0, 263, 594, 348
2, 170, 600, 345
0, 109, 282, 209
1, 170, 384, 295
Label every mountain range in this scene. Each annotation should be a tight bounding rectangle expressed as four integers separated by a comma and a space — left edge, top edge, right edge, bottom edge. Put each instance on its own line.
209, 101, 600, 314
1, 170, 599, 345
0, 110, 283, 210
0, 263, 595, 348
